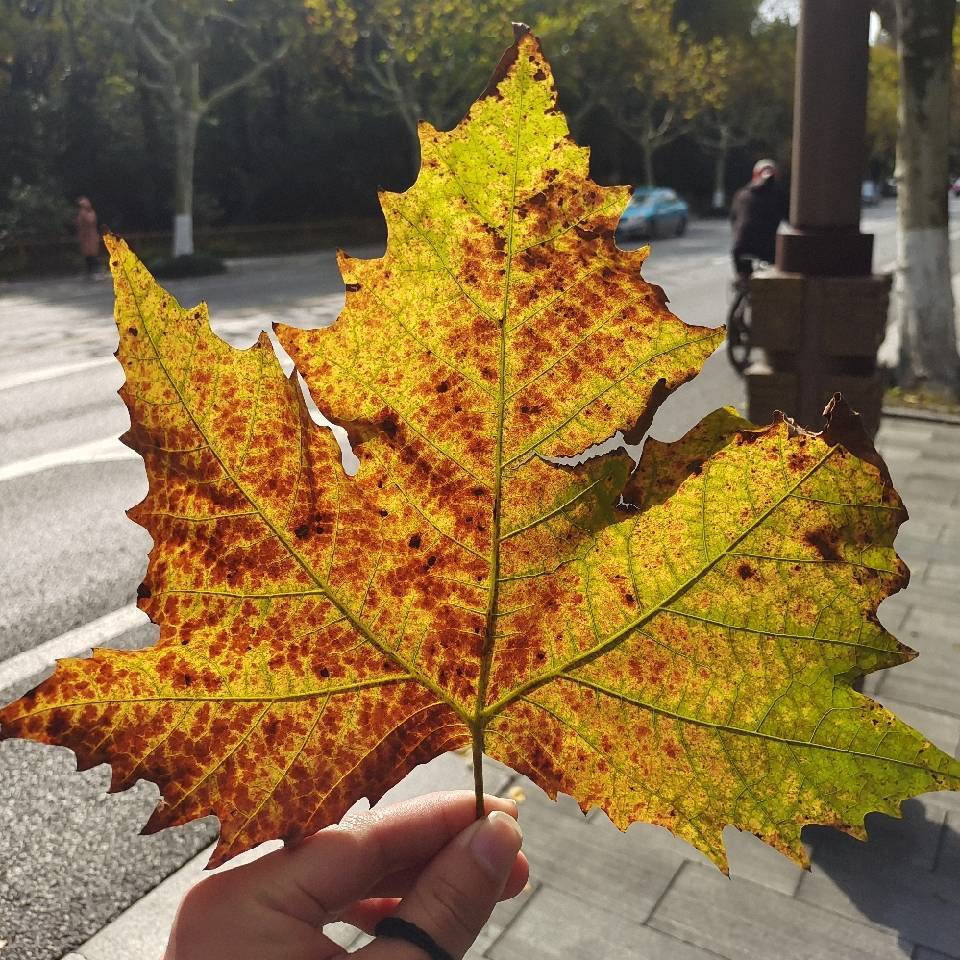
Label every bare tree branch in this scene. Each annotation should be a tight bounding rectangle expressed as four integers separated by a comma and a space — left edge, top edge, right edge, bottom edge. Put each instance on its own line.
139, 0, 185, 54
135, 70, 171, 97
204, 9, 255, 31
134, 26, 178, 82
202, 37, 292, 112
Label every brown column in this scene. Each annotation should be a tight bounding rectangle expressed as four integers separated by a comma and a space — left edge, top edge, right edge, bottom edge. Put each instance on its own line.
747, 0, 891, 434
778, 0, 873, 275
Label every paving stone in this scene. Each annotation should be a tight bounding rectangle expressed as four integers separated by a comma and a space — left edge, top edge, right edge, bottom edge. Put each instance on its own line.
897, 537, 960, 567
873, 697, 960, 757
898, 517, 949, 544
513, 781, 687, 920
902, 558, 931, 581
914, 789, 960, 819
467, 881, 539, 959
902, 606, 960, 644
911, 444, 960, 465
649, 861, 911, 960
926, 562, 960, 591
878, 596, 911, 633
886, 457, 960, 481
878, 644, 960, 717
486, 884, 721, 960
585, 803, 712, 865
799, 809, 960, 957
895, 477, 960, 507
877, 425, 936, 446
934, 812, 960, 884
913, 947, 960, 960
879, 444, 932, 467
892, 501, 960, 531
723, 826, 804, 896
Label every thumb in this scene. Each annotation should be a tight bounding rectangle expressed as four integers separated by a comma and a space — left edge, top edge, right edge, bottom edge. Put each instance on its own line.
355, 810, 523, 960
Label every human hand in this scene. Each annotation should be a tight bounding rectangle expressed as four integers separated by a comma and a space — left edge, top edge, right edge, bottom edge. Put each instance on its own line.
164, 790, 529, 960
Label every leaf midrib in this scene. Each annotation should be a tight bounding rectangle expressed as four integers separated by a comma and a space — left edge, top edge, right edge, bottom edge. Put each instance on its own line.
555, 676, 956, 777
474, 60, 527, 733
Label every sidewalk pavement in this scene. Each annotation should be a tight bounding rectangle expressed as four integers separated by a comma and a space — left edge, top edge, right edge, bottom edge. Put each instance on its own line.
65, 412, 960, 960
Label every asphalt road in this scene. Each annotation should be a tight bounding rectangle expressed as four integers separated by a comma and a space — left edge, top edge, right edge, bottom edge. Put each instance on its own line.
0, 203, 900, 960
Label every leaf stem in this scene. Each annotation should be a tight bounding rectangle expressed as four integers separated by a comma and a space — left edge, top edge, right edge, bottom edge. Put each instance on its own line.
472, 724, 485, 819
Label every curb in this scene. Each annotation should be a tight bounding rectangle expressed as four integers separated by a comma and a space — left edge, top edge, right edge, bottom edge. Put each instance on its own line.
882, 405, 960, 427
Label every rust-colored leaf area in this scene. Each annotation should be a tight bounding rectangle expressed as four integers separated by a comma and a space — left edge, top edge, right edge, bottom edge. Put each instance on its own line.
2, 30, 958, 871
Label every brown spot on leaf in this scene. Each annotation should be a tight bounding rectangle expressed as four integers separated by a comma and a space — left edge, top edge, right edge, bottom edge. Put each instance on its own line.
805, 526, 841, 562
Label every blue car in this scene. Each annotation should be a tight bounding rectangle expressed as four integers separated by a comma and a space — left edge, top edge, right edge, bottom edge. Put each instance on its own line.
617, 187, 689, 239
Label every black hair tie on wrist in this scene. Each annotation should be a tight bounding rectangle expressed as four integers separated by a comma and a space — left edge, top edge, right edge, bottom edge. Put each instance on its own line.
373, 916, 456, 960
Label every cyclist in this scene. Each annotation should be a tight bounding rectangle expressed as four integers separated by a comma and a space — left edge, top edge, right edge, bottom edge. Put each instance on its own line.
730, 158, 787, 280
725, 160, 787, 373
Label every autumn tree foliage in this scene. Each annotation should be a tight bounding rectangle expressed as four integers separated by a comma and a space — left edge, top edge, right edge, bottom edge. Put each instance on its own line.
102, 0, 304, 257
1, 0, 795, 261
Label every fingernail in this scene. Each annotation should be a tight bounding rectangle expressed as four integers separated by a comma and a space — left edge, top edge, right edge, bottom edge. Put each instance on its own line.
469, 810, 523, 880
481, 793, 517, 819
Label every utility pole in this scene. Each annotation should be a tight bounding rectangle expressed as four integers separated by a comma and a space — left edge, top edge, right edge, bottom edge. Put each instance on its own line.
747, 0, 890, 434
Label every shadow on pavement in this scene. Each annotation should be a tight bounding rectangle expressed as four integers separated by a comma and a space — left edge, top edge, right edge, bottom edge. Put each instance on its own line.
804, 798, 960, 958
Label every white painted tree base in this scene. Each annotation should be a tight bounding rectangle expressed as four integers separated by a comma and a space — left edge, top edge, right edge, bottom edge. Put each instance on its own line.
172, 214, 194, 258
897, 226, 960, 385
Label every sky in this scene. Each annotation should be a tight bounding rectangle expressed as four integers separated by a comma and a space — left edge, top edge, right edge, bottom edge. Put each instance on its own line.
759, 0, 883, 43
759, 0, 799, 22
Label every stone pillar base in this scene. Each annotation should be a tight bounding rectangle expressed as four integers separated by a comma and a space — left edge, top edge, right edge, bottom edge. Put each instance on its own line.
745, 269, 891, 435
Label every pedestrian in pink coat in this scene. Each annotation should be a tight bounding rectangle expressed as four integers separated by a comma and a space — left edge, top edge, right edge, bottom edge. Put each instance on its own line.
75, 197, 100, 276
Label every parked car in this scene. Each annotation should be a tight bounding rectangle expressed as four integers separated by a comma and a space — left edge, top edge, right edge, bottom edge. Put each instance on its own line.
616, 187, 688, 239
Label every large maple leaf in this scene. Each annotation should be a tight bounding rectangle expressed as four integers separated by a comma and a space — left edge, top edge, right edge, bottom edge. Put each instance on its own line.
2, 29, 959, 872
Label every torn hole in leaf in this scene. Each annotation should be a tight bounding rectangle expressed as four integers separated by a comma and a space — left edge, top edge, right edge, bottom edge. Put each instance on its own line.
541, 429, 642, 469
297, 372, 360, 476
266, 326, 359, 476
542, 376, 672, 467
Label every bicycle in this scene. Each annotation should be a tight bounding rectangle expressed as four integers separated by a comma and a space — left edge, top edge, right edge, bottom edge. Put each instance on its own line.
725, 258, 768, 375
726, 275, 752, 375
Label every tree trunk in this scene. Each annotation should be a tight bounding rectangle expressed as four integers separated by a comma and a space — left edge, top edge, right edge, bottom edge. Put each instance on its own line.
640, 137, 655, 188
135, 52, 165, 229
895, 0, 960, 399
711, 127, 731, 211
171, 61, 201, 258
399, 107, 421, 184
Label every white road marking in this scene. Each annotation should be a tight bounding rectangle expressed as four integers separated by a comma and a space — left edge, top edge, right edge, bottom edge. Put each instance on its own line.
0, 356, 115, 392
0, 436, 137, 483
0, 604, 147, 692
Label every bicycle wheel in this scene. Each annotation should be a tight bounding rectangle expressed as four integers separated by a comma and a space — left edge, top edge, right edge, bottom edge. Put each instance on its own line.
726, 288, 752, 374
